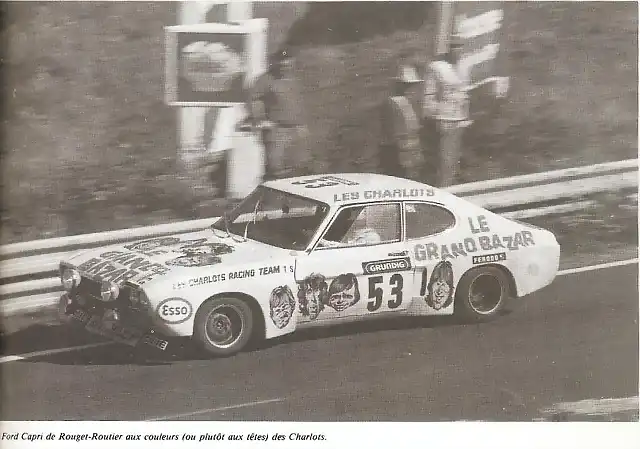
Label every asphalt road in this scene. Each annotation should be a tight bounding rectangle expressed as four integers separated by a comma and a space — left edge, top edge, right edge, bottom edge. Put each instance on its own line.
1, 263, 638, 421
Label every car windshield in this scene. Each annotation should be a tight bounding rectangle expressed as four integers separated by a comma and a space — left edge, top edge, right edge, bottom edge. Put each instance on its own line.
211, 186, 330, 250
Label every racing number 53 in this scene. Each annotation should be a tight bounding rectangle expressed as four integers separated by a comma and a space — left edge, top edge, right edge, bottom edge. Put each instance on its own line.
367, 274, 403, 312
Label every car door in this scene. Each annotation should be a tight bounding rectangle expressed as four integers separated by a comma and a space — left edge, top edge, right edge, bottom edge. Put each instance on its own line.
404, 201, 460, 315
294, 202, 415, 326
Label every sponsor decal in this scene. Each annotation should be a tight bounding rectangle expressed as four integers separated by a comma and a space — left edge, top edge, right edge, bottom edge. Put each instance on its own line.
362, 257, 412, 275
468, 215, 491, 234
172, 264, 294, 290
333, 188, 435, 202
472, 252, 507, 264
388, 251, 408, 257
414, 230, 535, 262
77, 238, 237, 284
156, 297, 193, 324
228, 269, 255, 279
297, 273, 328, 320
77, 253, 170, 285
259, 265, 281, 275
269, 286, 296, 329
292, 176, 359, 189
419, 261, 455, 311
125, 237, 234, 259
174, 273, 227, 290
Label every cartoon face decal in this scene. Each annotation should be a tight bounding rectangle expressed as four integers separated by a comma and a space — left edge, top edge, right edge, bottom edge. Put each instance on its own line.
164, 241, 235, 268
425, 261, 454, 310
326, 273, 360, 312
166, 254, 222, 268
297, 273, 328, 320
125, 237, 181, 253
176, 242, 234, 257
269, 285, 296, 329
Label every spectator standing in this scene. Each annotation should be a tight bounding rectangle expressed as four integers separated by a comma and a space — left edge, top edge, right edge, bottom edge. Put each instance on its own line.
379, 60, 426, 181
246, 48, 310, 181
423, 35, 473, 187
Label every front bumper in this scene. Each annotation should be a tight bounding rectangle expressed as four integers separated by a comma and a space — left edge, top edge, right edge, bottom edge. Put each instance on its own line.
59, 293, 169, 351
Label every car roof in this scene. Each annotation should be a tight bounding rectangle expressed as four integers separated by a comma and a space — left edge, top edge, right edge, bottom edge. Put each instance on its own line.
263, 173, 448, 205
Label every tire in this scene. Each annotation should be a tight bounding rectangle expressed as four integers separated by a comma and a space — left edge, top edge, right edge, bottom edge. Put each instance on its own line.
455, 266, 511, 322
193, 296, 255, 357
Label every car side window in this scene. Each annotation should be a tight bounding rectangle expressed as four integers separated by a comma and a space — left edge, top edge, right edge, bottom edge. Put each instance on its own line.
405, 202, 456, 239
317, 203, 401, 248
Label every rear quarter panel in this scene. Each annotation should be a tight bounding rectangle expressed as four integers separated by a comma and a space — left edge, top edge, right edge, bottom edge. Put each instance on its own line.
410, 199, 558, 315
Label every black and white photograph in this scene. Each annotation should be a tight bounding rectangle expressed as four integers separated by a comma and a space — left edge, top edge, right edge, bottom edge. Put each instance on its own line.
0, 1, 638, 447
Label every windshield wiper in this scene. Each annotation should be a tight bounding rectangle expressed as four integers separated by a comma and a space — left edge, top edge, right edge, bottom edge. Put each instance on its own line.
242, 198, 261, 242
211, 212, 233, 240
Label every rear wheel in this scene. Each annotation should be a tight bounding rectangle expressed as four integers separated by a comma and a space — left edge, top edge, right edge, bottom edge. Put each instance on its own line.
455, 266, 511, 322
193, 296, 254, 357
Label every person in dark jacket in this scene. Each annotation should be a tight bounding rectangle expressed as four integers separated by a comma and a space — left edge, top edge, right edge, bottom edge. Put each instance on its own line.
379, 56, 426, 181
246, 48, 310, 181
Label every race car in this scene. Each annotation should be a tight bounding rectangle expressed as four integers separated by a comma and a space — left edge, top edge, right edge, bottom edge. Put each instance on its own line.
57, 174, 560, 357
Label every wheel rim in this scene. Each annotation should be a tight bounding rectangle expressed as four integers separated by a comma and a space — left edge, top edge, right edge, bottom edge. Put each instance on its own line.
468, 274, 504, 315
204, 304, 245, 349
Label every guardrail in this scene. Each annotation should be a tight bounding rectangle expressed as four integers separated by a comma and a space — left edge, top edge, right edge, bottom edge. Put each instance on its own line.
1, 159, 637, 316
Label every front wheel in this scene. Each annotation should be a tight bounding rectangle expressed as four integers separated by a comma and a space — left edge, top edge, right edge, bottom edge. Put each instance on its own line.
455, 266, 511, 322
193, 297, 254, 357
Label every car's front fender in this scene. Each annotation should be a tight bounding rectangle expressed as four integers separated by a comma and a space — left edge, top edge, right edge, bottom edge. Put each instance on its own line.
143, 260, 300, 339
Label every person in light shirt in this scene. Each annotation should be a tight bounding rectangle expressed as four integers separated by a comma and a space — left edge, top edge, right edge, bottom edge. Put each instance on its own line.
423, 35, 471, 187
424, 33, 510, 187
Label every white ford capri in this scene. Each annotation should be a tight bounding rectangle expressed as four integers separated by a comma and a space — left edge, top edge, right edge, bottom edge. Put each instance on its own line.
58, 174, 560, 356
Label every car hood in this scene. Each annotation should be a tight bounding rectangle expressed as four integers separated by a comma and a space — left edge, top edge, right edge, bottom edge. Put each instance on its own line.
63, 229, 290, 287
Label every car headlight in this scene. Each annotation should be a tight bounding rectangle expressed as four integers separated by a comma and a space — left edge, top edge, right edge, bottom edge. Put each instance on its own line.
100, 280, 119, 302
61, 268, 81, 292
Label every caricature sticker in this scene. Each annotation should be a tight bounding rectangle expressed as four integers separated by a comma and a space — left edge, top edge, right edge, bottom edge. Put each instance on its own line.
326, 273, 360, 312
125, 237, 181, 253
166, 242, 235, 268
297, 273, 328, 320
269, 286, 296, 329
421, 261, 455, 311
166, 254, 223, 268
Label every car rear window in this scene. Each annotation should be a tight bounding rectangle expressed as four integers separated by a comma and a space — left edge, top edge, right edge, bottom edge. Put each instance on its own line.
405, 202, 456, 239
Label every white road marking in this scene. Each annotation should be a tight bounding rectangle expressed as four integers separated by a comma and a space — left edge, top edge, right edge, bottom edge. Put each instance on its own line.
145, 398, 286, 421
1, 258, 637, 365
541, 396, 639, 417
558, 258, 638, 276
0, 342, 111, 364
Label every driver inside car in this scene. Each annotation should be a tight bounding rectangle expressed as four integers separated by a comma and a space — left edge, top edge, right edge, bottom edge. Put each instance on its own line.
319, 207, 382, 248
